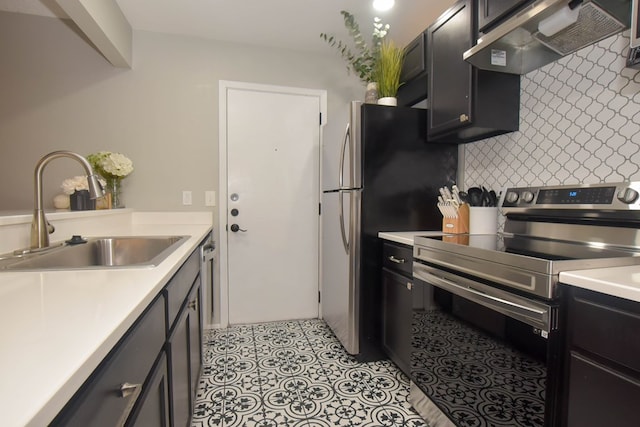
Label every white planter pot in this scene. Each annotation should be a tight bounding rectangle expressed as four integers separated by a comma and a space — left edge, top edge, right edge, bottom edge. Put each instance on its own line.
377, 97, 397, 106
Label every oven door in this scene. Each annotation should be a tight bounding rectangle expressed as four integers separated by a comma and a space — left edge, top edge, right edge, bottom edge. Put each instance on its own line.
411, 261, 561, 427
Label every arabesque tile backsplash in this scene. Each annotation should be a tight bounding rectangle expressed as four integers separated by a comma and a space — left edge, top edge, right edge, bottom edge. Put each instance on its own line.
463, 32, 640, 199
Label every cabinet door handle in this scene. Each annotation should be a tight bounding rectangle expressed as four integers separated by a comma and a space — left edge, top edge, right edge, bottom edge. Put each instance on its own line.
188, 299, 198, 310
119, 382, 141, 398
388, 255, 405, 264
117, 382, 142, 427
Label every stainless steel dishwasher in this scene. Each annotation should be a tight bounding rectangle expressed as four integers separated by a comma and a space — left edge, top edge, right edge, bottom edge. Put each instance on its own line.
200, 232, 216, 328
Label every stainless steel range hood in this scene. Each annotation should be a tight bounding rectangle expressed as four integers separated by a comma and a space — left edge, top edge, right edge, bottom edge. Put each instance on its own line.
463, 0, 631, 74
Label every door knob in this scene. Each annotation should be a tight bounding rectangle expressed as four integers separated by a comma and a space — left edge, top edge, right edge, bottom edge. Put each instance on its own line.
230, 224, 247, 232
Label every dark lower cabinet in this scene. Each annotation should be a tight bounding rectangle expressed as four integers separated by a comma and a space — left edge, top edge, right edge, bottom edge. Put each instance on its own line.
169, 281, 202, 427
51, 243, 205, 427
562, 286, 640, 427
169, 306, 192, 427
127, 352, 171, 427
188, 284, 203, 399
566, 352, 640, 426
50, 295, 166, 427
381, 242, 413, 375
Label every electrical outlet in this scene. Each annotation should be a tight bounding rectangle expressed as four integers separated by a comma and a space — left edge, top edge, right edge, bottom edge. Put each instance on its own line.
182, 190, 192, 205
205, 191, 216, 206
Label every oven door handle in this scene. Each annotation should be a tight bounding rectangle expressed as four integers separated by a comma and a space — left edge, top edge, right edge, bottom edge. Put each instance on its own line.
413, 263, 553, 332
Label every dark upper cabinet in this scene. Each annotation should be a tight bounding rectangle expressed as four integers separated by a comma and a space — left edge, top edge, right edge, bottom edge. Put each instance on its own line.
400, 32, 426, 82
477, 0, 533, 34
397, 31, 428, 107
427, 0, 520, 143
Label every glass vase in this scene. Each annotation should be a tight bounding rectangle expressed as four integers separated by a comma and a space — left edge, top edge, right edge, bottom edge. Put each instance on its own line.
365, 82, 378, 104
106, 178, 124, 209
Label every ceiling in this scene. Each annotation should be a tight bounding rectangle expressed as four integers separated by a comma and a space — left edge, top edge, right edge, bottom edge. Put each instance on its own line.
0, 0, 456, 53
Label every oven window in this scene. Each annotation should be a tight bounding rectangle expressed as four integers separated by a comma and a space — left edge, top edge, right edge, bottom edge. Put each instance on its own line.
412, 285, 549, 427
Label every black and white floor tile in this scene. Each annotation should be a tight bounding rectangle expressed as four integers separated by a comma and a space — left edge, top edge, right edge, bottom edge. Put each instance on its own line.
192, 319, 428, 427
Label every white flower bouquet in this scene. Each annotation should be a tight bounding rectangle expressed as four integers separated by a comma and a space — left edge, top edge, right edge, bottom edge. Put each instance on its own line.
61, 175, 106, 195
87, 151, 134, 180
87, 151, 134, 208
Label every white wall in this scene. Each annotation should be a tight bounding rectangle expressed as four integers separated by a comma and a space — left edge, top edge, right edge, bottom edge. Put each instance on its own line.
0, 11, 362, 217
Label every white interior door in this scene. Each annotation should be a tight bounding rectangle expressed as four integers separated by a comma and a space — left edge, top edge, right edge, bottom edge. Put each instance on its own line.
220, 81, 326, 325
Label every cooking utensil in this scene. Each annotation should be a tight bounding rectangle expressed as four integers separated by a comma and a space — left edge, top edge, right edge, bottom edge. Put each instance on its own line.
458, 191, 469, 204
489, 190, 498, 207
467, 187, 483, 206
481, 186, 491, 206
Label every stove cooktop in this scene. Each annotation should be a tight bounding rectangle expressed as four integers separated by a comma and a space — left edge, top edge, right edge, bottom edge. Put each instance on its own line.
420, 233, 640, 261
413, 233, 640, 300
414, 182, 640, 300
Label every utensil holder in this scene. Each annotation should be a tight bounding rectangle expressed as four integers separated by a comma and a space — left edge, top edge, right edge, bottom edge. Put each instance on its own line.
442, 203, 469, 234
469, 206, 498, 234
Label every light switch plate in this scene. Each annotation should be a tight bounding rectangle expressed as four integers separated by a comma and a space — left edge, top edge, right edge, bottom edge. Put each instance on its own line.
205, 191, 216, 206
182, 190, 192, 205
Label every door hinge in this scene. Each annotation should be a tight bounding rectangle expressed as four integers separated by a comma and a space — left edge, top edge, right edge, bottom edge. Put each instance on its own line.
319, 112, 322, 125
318, 203, 321, 215
318, 291, 321, 303
225, 224, 228, 231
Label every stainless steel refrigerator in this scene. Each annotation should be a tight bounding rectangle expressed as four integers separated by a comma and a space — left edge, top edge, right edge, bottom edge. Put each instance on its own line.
321, 101, 458, 361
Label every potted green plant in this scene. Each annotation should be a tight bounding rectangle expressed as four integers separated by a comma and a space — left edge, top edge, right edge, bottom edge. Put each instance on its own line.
374, 40, 405, 106
320, 11, 389, 102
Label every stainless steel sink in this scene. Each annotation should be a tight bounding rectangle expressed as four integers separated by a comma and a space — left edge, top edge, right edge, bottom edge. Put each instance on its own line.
0, 236, 188, 271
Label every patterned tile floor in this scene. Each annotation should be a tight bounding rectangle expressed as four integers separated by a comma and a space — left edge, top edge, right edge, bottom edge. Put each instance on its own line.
192, 319, 428, 427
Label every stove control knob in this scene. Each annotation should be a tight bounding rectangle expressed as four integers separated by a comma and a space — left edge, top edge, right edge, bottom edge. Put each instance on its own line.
617, 188, 639, 204
521, 191, 535, 203
505, 191, 519, 204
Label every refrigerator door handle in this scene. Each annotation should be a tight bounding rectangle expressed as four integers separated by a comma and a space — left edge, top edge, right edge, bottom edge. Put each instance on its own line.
339, 123, 350, 189
338, 190, 349, 253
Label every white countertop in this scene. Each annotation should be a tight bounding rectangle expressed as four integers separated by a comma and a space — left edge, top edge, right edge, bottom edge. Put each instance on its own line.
560, 266, 640, 304
378, 231, 444, 246
0, 211, 212, 427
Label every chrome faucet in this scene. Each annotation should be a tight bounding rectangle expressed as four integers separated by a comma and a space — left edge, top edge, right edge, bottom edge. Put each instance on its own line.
31, 151, 104, 249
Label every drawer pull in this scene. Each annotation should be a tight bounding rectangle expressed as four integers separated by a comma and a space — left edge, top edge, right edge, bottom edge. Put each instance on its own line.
388, 255, 405, 264
117, 382, 142, 427
119, 382, 141, 398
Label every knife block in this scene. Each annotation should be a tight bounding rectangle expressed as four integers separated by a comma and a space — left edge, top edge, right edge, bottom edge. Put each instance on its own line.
442, 203, 469, 234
